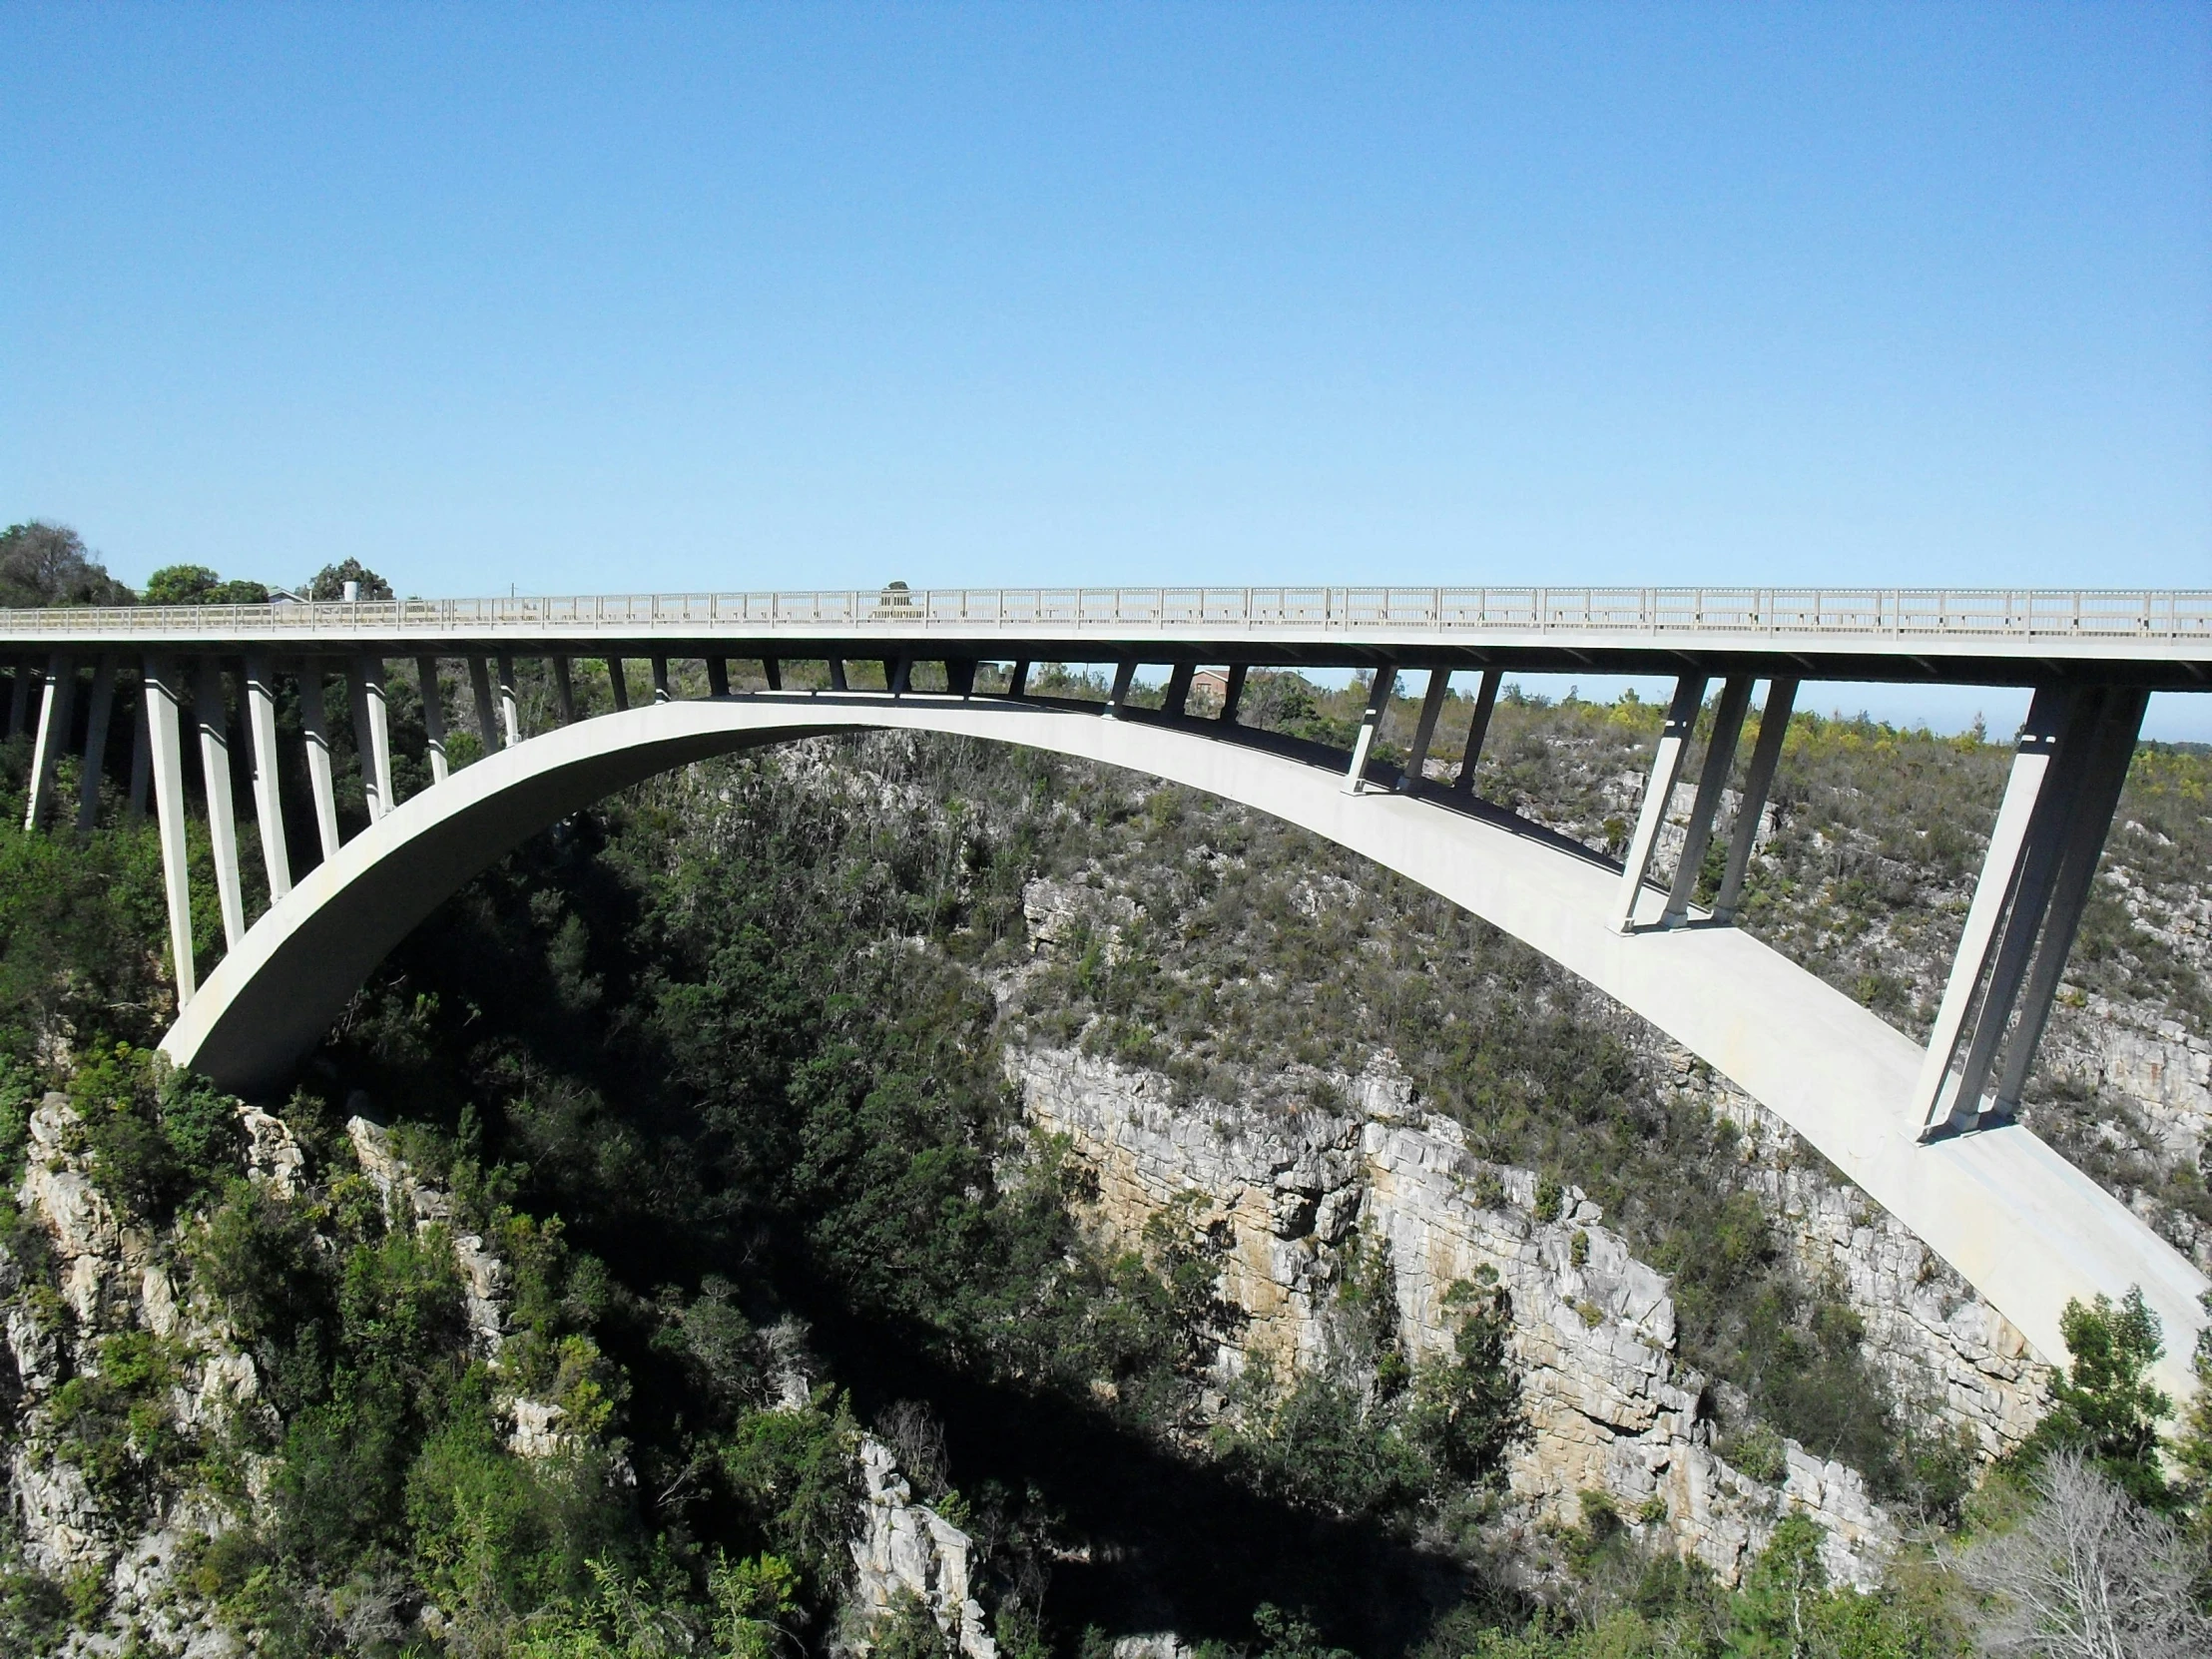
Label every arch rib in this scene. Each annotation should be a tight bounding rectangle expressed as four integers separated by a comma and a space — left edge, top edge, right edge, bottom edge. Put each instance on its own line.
157, 696, 2209, 1407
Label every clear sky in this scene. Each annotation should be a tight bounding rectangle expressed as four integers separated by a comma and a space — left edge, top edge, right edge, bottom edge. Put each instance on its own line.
3, 5, 2208, 732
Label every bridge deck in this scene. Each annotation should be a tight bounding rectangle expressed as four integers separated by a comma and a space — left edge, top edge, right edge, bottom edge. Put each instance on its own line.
4, 585, 2210, 684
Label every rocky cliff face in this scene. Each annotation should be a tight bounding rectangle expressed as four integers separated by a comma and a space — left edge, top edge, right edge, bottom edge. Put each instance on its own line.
1009, 1046, 1889, 1587
3, 1093, 267, 1658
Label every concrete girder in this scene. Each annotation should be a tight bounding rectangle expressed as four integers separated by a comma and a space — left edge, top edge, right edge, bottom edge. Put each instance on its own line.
1714, 680, 1798, 923
75, 657, 118, 832
193, 658, 247, 949
1912, 688, 2075, 1133
243, 657, 291, 899
1345, 666, 1396, 794
152, 694, 2208, 1411
1453, 669, 1502, 794
1396, 669, 1451, 793
419, 658, 451, 783
1661, 675, 1755, 927
1613, 675, 1709, 932
297, 665, 342, 861
24, 653, 76, 830
141, 657, 197, 1003
496, 653, 522, 745
350, 657, 395, 821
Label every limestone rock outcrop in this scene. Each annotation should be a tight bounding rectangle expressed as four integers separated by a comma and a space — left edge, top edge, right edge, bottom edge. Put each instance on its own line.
1010, 1046, 1889, 1586
4, 1093, 263, 1657
849, 1434, 998, 1659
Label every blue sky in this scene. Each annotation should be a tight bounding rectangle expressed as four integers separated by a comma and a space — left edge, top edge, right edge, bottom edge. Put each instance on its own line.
3, 4, 2208, 733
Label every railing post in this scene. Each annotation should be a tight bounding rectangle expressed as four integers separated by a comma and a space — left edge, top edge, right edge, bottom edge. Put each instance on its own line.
1612, 675, 1708, 932
142, 657, 197, 1004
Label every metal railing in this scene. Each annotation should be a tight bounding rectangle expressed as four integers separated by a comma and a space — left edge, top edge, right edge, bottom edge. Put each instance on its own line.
2, 586, 2208, 642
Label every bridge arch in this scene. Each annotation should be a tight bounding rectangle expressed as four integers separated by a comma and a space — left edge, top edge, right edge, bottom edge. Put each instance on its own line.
157, 692, 2208, 1404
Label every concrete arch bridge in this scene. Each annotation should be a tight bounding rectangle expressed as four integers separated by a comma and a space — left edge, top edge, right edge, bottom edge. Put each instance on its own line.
4, 583, 2209, 1405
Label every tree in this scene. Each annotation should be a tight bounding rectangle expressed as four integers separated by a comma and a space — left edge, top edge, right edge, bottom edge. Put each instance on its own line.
308, 558, 393, 600
2020, 1288, 2174, 1507
2173, 1288, 2212, 1531
1958, 1450, 2212, 1659
0, 520, 134, 608
142, 564, 270, 606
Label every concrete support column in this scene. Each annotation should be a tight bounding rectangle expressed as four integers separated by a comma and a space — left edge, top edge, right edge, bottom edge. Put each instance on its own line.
1992, 687, 2149, 1115
142, 657, 197, 1004
605, 657, 630, 712
193, 658, 247, 950
1452, 669, 1503, 793
762, 658, 783, 692
1396, 670, 1451, 794
1911, 687, 2077, 1133
468, 657, 502, 749
242, 657, 291, 899
1162, 663, 1195, 717
1660, 674, 1755, 926
1220, 665, 1248, 725
496, 653, 521, 745
828, 659, 848, 693
7, 660, 33, 739
75, 656, 117, 831
126, 687, 151, 824
887, 655, 912, 696
706, 658, 730, 698
24, 653, 76, 830
297, 666, 342, 860
944, 659, 976, 698
417, 658, 450, 783
1612, 675, 1710, 932
1344, 666, 1397, 794
347, 659, 393, 821
1714, 679, 1797, 922
1004, 660, 1028, 698
651, 656, 672, 703
1105, 660, 1137, 717
551, 657, 576, 724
